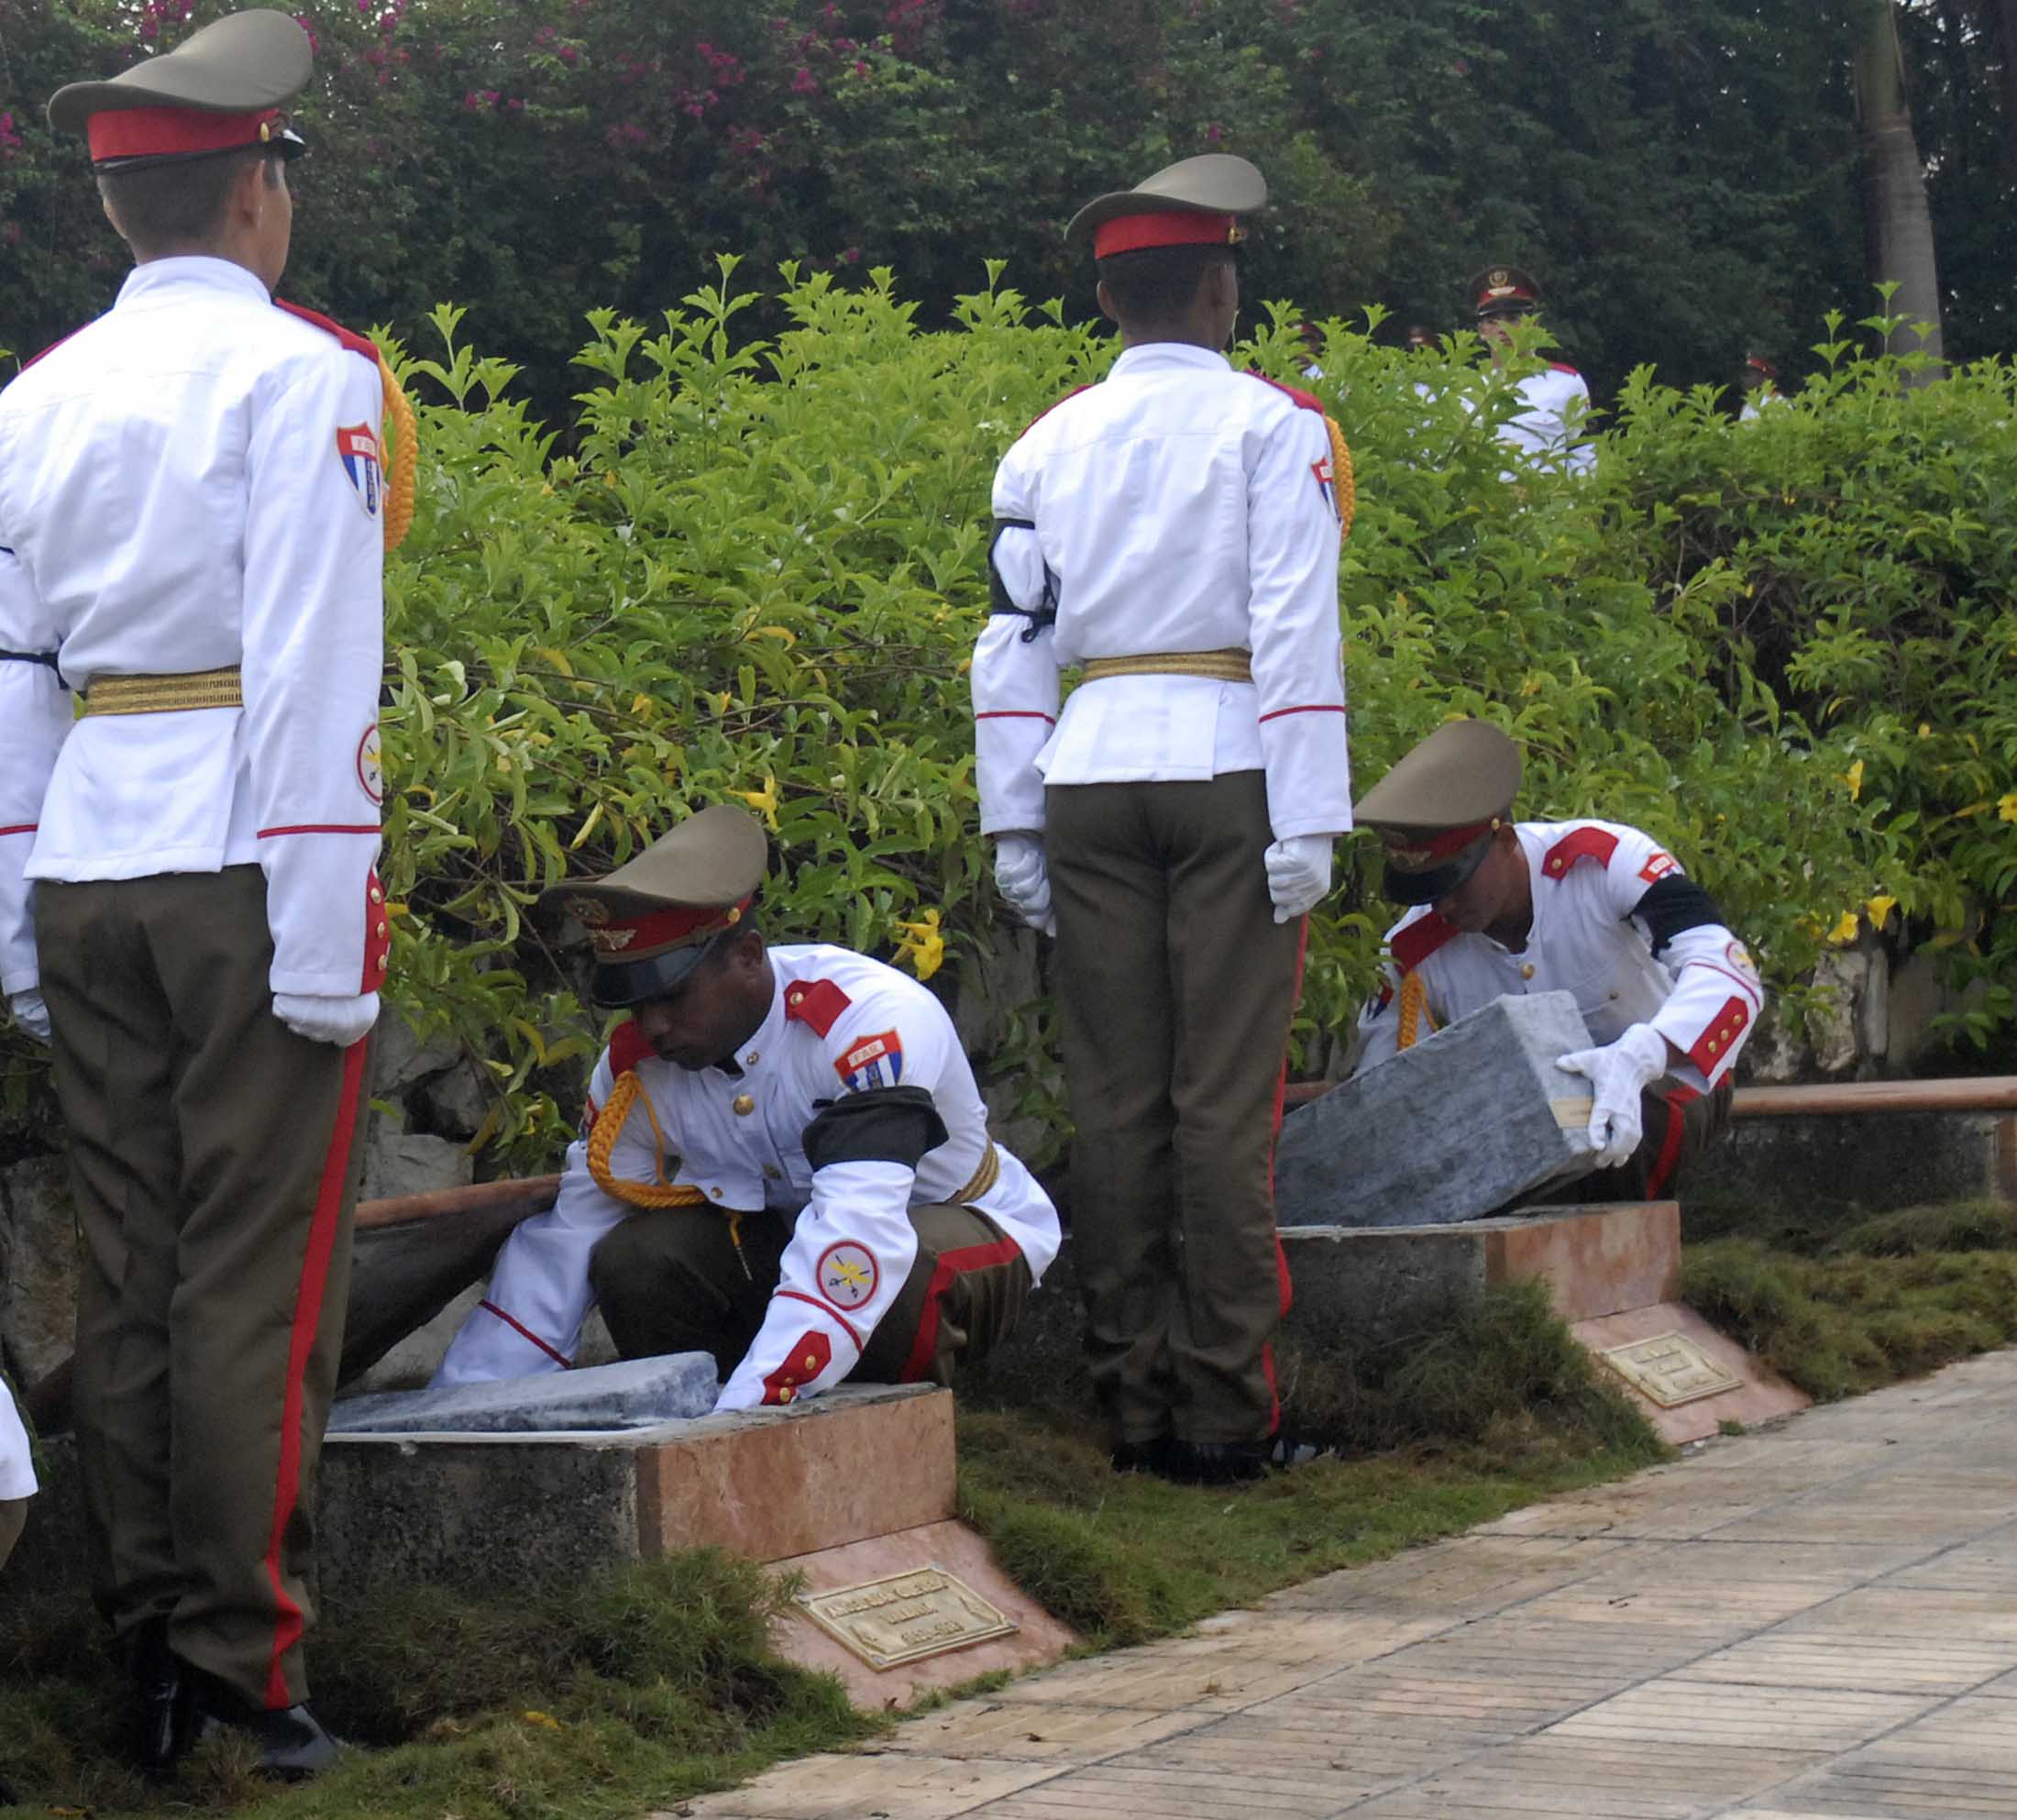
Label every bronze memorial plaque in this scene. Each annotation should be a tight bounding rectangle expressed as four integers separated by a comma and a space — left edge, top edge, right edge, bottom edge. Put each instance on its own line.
1602, 1330, 1741, 1408
798, 1565, 1020, 1671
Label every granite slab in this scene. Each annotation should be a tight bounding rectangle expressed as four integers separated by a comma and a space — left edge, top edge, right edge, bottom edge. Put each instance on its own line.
1275, 990, 1599, 1228
325, 1351, 719, 1434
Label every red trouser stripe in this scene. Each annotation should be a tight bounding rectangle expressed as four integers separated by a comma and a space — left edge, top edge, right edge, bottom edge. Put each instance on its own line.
898, 1235, 1025, 1384
1644, 1085, 1699, 1200
478, 1299, 572, 1369
259, 1037, 368, 1709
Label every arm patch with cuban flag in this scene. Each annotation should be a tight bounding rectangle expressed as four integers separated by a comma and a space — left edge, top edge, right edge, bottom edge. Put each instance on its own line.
834, 1029, 904, 1091
336, 424, 382, 518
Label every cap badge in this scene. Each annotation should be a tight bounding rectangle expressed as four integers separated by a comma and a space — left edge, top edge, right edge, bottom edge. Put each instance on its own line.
1489, 268, 1510, 287
566, 896, 611, 927
590, 926, 637, 954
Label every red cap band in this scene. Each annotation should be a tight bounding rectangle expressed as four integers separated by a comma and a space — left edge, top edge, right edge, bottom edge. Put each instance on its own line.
88, 105, 280, 165
1474, 281, 1537, 313
1094, 210, 1240, 259
1383, 819, 1497, 866
587, 894, 752, 960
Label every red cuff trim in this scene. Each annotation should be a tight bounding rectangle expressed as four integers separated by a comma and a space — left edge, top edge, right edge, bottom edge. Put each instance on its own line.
762, 1327, 833, 1405
258, 824, 380, 838
1686, 997, 1751, 1074
479, 1299, 572, 1370
776, 1286, 865, 1351
0, 824, 35, 837
1258, 703, 1347, 723
361, 869, 391, 993
975, 710, 1058, 723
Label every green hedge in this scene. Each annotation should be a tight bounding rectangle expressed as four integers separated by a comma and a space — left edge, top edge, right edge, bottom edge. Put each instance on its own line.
6, 267, 2012, 1164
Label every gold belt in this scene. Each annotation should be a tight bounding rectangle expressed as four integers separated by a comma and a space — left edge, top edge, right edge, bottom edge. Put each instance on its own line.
82, 667, 243, 716
1080, 648, 1252, 684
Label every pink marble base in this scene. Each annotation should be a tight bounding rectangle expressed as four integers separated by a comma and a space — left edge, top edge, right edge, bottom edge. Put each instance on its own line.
1487, 1200, 1682, 1322
768, 1518, 1079, 1709
1571, 1301, 1811, 1444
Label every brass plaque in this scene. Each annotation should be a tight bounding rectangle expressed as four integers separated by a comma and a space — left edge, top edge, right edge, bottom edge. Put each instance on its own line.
797, 1565, 1020, 1671
1602, 1330, 1741, 1408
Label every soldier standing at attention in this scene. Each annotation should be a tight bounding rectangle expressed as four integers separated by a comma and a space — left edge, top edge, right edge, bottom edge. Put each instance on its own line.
1470, 264, 1596, 475
1737, 351, 1785, 421
0, 9, 399, 1780
971, 155, 1354, 1485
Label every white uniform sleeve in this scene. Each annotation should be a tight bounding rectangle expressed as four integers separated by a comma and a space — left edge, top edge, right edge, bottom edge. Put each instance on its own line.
432, 1047, 640, 1384
973, 449, 1062, 837
1247, 404, 1351, 841
715, 997, 953, 1411
0, 1376, 37, 1501
0, 545, 70, 998
1352, 964, 1405, 1074
242, 348, 387, 998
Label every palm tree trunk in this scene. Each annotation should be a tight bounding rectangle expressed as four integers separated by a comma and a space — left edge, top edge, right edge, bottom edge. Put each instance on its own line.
1853, 0, 1945, 376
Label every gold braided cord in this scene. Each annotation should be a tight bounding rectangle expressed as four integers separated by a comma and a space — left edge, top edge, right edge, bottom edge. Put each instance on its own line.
953, 1141, 1001, 1205
1325, 414, 1357, 542
1081, 648, 1253, 684
377, 351, 417, 554
586, 1070, 715, 1210
82, 667, 244, 716
1395, 973, 1437, 1052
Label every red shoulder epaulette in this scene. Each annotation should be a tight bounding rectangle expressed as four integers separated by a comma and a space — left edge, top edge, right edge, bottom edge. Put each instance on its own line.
607, 1018, 653, 1077
784, 978, 852, 1038
21, 327, 84, 373
274, 298, 380, 367
1248, 371, 1325, 414
762, 1329, 832, 1406
1549, 362, 1580, 377
1020, 383, 1090, 437
1540, 826, 1618, 880
1390, 912, 1459, 977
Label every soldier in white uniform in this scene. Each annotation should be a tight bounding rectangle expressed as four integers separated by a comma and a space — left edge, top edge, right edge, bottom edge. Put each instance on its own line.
971, 155, 1353, 1484
1737, 351, 1786, 422
1470, 264, 1596, 476
437, 806, 1061, 1407
0, 11, 400, 1781
1352, 722, 1762, 1199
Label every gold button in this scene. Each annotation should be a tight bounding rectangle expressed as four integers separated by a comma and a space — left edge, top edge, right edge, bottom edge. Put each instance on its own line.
788, 990, 804, 1007
803, 1353, 819, 1370
1519, 963, 1536, 980
745, 1050, 759, 1064
710, 1186, 723, 1199
375, 921, 389, 938
777, 1386, 794, 1403
733, 1094, 755, 1117
369, 885, 383, 904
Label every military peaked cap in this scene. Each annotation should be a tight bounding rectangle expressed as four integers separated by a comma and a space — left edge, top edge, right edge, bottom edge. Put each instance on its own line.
1468, 264, 1541, 318
544, 804, 769, 1009
49, 9, 311, 171
1354, 720, 1522, 906
1066, 153, 1266, 258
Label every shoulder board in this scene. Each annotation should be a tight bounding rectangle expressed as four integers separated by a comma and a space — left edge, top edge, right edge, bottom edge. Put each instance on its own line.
1020, 382, 1090, 438
273, 298, 381, 366
1390, 912, 1459, 977
784, 977, 852, 1038
21, 326, 85, 373
1540, 826, 1619, 880
1247, 371, 1325, 414
607, 1018, 653, 1078
1549, 362, 1581, 377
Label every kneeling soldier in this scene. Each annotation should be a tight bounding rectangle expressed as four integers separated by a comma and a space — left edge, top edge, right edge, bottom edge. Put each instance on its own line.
1352, 722, 1763, 1199
437, 806, 1062, 1406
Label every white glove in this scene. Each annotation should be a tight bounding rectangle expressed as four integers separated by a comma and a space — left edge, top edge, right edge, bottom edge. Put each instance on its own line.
1556, 1021, 1670, 1169
993, 833, 1056, 938
7, 990, 49, 1043
273, 990, 380, 1049
1264, 835, 1333, 923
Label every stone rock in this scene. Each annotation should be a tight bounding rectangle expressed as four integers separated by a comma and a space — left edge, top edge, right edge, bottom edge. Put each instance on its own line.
417, 1061, 492, 1139
1806, 951, 1866, 1075
372, 1015, 460, 1097
326, 1351, 719, 1434
0, 1156, 79, 1384
358, 1130, 472, 1204
1274, 991, 1599, 1229
1857, 943, 1891, 1062
951, 926, 1044, 1060
1740, 1000, 1807, 1086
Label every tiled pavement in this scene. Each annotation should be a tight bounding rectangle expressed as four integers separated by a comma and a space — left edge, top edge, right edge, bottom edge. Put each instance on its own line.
673, 1350, 2017, 1819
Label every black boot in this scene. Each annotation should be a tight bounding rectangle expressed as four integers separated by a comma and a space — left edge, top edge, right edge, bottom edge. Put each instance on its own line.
1109, 1436, 1175, 1475
1158, 1433, 1334, 1485
127, 1619, 188, 1781
182, 1668, 345, 1781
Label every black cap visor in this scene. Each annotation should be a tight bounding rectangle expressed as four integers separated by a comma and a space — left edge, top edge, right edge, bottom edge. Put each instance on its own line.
1381, 829, 1494, 907
586, 938, 716, 1010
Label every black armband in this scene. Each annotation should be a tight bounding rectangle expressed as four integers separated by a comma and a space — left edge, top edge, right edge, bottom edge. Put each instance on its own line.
0, 648, 59, 672
1631, 874, 1726, 957
987, 518, 1057, 643
803, 1085, 949, 1172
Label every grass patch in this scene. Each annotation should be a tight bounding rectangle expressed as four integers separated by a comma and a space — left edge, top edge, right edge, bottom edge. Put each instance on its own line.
0, 1550, 877, 1819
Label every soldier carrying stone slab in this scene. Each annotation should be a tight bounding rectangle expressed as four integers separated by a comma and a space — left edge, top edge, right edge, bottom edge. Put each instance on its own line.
1351, 721, 1762, 1201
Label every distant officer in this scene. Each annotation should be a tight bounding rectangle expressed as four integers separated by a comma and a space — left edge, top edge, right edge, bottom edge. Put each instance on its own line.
1351, 722, 1761, 1199
1468, 264, 1596, 476
435, 806, 1062, 1408
1403, 324, 1436, 352
1737, 351, 1785, 422
0, 9, 403, 1780
971, 155, 1352, 1484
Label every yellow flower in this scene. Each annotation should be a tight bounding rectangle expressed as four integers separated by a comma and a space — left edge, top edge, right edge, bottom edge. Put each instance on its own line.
706, 689, 733, 717
1866, 894, 1898, 930
1918, 722, 1932, 738
521, 1710, 563, 1730
2000, 792, 2017, 824
1826, 910, 1860, 945
894, 907, 945, 982
731, 773, 779, 830
1841, 758, 1864, 801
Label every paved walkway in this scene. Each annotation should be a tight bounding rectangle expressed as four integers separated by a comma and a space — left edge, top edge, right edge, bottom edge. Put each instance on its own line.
678, 1348, 2017, 1820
